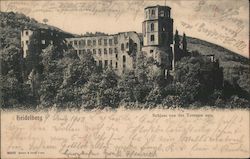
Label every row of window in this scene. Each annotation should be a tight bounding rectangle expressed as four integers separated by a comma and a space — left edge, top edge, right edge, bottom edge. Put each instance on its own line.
72, 42, 131, 52
70, 37, 118, 47
98, 60, 119, 69
22, 30, 58, 37
145, 9, 170, 18
97, 56, 126, 69
21, 40, 52, 47
76, 47, 119, 55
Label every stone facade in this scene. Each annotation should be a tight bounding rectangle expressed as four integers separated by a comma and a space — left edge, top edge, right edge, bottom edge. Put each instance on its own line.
21, 27, 72, 58
65, 32, 141, 75
21, 5, 175, 75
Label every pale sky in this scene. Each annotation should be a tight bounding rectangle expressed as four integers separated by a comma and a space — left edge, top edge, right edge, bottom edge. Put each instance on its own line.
1, 0, 249, 57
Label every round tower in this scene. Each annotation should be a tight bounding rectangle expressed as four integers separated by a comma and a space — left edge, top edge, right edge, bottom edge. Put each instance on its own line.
142, 5, 174, 71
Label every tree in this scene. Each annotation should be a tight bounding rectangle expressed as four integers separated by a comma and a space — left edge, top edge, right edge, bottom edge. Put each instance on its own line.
43, 18, 48, 24
82, 69, 119, 109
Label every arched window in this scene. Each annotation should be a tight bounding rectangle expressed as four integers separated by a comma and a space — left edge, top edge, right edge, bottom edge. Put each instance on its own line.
151, 23, 154, 31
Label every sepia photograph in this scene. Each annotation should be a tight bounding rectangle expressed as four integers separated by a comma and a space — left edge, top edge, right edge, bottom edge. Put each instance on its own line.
0, 0, 249, 158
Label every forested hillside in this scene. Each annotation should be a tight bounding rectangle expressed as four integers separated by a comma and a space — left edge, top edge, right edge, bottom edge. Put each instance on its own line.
187, 37, 249, 94
0, 12, 249, 109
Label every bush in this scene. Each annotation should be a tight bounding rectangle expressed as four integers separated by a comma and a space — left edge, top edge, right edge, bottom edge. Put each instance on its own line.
162, 95, 183, 108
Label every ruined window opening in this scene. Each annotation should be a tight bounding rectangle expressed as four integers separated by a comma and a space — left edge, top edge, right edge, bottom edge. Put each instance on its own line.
41, 40, 46, 44
104, 60, 108, 67
121, 43, 124, 50
109, 39, 113, 45
123, 55, 126, 62
104, 39, 107, 46
98, 39, 102, 45
109, 48, 113, 54
110, 60, 113, 68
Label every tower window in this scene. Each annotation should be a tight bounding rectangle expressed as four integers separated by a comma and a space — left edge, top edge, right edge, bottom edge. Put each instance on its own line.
151, 9, 155, 16
150, 35, 155, 42
121, 43, 124, 50
167, 11, 170, 18
25, 31, 29, 36
115, 62, 118, 68
160, 11, 165, 17
151, 23, 154, 31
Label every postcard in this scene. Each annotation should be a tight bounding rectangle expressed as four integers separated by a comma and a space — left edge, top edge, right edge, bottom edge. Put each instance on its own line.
0, 0, 249, 158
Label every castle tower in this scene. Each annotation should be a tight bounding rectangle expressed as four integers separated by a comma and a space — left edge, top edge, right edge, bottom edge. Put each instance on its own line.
142, 5, 174, 73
